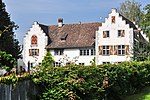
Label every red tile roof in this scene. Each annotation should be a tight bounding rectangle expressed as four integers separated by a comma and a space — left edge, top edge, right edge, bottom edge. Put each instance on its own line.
40, 22, 102, 49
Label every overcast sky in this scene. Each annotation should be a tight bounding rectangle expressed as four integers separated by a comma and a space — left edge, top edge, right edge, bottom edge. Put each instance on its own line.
2, 0, 150, 44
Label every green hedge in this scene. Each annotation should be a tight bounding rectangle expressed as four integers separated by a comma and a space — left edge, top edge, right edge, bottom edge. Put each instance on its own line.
1, 61, 150, 99
32, 61, 150, 100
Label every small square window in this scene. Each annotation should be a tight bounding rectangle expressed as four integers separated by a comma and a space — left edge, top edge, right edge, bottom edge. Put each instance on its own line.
118, 30, 125, 37
103, 31, 109, 38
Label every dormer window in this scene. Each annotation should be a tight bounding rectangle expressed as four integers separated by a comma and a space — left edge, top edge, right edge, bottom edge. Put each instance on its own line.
31, 35, 37, 45
61, 33, 68, 41
111, 16, 115, 24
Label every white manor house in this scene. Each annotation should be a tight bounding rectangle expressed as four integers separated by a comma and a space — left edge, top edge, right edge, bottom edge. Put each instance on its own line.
21, 8, 148, 71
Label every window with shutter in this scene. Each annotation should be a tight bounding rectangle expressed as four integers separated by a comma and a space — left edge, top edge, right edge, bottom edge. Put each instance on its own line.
31, 35, 37, 45
117, 45, 125, 55
125, 45, 129, 55
114, 45, 118, 55
112, 16, 115, 23
121, 30, 125, 37
118, 30, 125, 37
103, 31, 109, 38
109, 46, 113, 55
98, 46, 102, 55
29, 49, 39, 56
102, 45, 110, 56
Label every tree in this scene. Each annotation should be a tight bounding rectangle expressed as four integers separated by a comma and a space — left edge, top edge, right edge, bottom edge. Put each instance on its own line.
140, 4, 150, 39
0, 1, 21, 60
133, 41, 149, 61
118, 0, 143, 25
0, 50, 16, 70
42, 51, 54, 67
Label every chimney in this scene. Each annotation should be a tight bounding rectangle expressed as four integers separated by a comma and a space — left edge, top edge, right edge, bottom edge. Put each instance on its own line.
58, 18, 63, 27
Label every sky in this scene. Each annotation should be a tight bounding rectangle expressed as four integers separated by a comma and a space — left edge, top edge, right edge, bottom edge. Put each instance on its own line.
2, 0, 150, 44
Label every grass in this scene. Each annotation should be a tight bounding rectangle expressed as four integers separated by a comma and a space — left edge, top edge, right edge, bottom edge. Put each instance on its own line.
125, 87, 150, 100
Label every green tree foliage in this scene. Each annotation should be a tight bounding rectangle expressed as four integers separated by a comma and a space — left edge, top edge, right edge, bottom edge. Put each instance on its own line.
0, 50, 16, 70
133, 41, 150, 61
141, 4, 150, 39
41, 51, 54, 67
118, 0, 143, 25
0, 1, 21, 59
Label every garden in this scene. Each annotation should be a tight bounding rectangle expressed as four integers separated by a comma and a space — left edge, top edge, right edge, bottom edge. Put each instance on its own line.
1, 60, 150, 100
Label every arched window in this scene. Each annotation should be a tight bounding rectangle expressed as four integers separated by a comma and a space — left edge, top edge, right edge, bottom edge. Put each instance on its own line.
31, 35, 37, 45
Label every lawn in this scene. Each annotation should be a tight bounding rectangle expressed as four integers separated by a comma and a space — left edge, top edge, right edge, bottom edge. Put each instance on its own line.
125, 87, 150, 100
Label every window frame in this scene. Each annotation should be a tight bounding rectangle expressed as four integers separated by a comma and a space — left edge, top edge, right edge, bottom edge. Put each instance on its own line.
91, 49, 95, 55
111, 16, 115, 24
117, 45, 125, 56
54, 49, 64, 55
118, 30, 125, 37
31, 35, 38, 45
79, 63, 85, 66
103, 31, 109, 38
102, 45, 110, 56
54, 62, 61, 67
80, 48, 95, 56
29, 49, 39, 56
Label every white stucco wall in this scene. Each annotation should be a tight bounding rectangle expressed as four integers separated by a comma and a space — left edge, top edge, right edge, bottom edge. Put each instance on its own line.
96, 9, 134, 65
50, 48, 95, 66
23, 22, 48, 71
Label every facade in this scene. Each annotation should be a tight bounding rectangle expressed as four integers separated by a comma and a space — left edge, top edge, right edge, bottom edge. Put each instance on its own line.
22, 8, 148, 71
23, 19, 101, 71
96, 8, 148, 65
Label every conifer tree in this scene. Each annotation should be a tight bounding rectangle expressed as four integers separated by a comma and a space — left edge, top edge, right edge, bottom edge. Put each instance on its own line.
42, 51, 54, 67
0, 0, 21, 59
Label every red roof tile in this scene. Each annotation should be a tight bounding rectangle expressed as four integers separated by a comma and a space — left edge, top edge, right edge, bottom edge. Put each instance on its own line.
42, 22, 102, 49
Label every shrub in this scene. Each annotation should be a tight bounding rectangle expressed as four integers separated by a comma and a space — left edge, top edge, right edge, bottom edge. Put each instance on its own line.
32, 61, 150, 99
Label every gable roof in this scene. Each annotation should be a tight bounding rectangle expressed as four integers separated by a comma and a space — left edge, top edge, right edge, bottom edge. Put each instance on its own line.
119, 13, 137, 30
39, 24, 49, 35
43, 22, 102, 49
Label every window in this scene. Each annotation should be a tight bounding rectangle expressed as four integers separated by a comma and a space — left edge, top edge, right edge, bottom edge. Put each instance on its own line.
118, 30, 125, 37
29, 49, 39, 56
118, 45, 125, 55
80, 49, 95, 56
31, 35, 37, 45
103, 31, 109, 38
102, 46, 110, 56
80, 49, 89, 56
91, 49, 95, 55
31, 63, 33, 67
112, 16, 115, 23
54, 49, 64, 55
79, 63, 84, 65
103, 62, 110, 64
54, 62, 61, 67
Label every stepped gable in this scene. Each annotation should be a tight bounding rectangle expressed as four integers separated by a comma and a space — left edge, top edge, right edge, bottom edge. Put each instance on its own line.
119, 13, 137, 30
